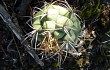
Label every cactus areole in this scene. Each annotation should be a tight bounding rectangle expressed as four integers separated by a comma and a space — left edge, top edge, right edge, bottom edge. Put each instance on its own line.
33, 4, 81, 44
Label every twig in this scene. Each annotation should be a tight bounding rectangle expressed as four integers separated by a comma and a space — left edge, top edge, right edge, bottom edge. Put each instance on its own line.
12, 34, 24, 67
0, 45, 7, 57
0, 4, 44, 66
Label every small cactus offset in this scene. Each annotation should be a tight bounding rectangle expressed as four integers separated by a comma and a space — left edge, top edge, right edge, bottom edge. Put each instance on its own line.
32, 1, 81, 60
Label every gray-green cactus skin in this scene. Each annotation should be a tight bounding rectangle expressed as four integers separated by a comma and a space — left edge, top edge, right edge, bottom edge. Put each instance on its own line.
33, 4, 81, 46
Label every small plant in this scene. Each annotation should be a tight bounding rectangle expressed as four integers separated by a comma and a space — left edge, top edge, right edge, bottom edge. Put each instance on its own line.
25, 0, 82, 67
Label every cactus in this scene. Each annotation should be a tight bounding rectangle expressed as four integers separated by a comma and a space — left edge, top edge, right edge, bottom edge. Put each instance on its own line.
32, 1, 81, 59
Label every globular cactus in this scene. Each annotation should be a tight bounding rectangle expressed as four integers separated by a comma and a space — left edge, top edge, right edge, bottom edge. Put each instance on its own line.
32, 2, 81, 57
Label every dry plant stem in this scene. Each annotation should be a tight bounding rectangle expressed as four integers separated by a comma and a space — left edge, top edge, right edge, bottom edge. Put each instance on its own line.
40, 31, 60, 54
0, 4, 44, 66
7, 39, 13, 52
12, 35, 24, 67
0, 45, 7, 57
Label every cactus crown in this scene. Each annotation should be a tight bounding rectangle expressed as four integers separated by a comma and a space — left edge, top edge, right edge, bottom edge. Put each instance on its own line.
31, 1, 82, 62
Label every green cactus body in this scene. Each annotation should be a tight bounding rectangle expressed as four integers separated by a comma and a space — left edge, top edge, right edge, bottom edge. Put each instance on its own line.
33, 4, 81, 50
